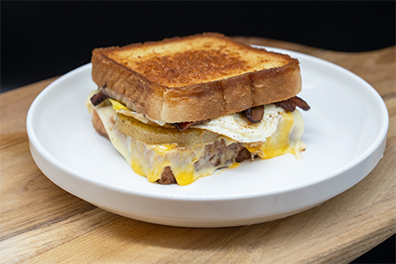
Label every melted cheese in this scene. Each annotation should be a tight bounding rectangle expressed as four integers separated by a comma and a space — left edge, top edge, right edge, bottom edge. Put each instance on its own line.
89, 97, 306, 185
245, 111, 305, 160
109, 99, 166, 126
93, 103, 222, 185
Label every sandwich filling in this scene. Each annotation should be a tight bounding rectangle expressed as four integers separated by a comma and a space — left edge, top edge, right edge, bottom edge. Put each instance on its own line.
86, 92, 307, 185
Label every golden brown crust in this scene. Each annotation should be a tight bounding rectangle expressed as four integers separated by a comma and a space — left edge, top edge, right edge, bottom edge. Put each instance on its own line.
91, 33, 301, 123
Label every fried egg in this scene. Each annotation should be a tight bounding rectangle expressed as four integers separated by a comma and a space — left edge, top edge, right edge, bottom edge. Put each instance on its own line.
195, 104, 285, 143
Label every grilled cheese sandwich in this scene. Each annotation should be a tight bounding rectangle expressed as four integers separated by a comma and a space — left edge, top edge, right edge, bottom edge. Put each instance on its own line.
87, 33, 310, 185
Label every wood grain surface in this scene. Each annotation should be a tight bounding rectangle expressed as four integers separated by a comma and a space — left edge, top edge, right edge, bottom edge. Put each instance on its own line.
1, 37, 395, 264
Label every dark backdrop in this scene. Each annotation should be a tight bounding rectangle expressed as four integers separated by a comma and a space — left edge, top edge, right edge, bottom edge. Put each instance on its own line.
2, 1, 395, 92
1, 2, 395, 263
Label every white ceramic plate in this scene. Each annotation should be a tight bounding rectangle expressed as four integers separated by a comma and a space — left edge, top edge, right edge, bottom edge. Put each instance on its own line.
27, 47, 389, 227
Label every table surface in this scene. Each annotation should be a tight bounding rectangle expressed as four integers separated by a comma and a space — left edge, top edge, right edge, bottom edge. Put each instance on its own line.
1, 37, 395, 263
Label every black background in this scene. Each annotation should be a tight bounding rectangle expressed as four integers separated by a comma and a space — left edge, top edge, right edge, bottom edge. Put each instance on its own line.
2, 1, 395, 91
1, 2, 395, 263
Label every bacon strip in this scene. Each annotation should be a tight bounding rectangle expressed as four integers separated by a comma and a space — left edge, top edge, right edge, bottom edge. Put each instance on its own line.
90, 91, 109, 106
275, 96, 310, 112
241, 105, 264, 123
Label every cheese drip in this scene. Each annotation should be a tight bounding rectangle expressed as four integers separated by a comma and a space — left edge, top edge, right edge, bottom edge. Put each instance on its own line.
92, 103, 235, 185
87, 96, 306, 185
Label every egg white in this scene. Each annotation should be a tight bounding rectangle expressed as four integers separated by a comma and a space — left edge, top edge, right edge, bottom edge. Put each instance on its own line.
195, 104, 284, 143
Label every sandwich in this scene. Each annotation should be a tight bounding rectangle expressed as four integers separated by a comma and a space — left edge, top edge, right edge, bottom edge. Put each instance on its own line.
85, 33, 310, 185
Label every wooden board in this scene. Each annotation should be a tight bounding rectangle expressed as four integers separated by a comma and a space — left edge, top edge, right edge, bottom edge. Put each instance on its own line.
1, 38, 395, 263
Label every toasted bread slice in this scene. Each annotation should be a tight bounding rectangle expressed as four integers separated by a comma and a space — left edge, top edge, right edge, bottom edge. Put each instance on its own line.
91, 33, 301, 123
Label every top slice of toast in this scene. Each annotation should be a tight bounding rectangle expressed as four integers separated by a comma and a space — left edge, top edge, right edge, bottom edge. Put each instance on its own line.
91, 33, 301, 123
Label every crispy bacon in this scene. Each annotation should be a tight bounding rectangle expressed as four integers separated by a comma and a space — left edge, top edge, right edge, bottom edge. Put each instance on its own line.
90, 91, 109, 106
241, 105, 264, 123
275, 96, 310, 112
